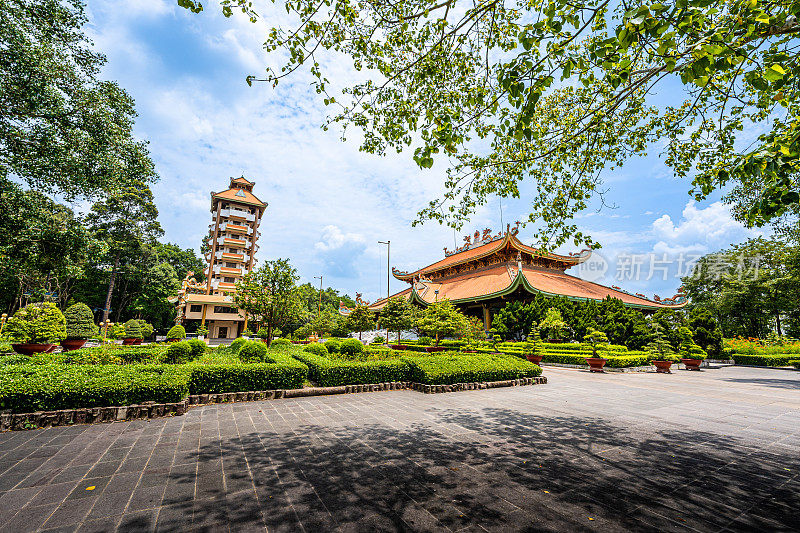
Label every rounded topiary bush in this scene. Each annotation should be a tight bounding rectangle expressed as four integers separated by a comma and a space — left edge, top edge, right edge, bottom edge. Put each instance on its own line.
187, 338, 206, 357
165, 340, 193, 364
166, 324, 186, 340
137, 319, 154, 339
239, 340, 269, 363
229, 337, 247, 354
340, 338, 364, 356
270, 338, 291, 349
63, 303, 97, 339
303, 343, 329, 356
124, 319, 143, 339
4, 302, 66, 344
324, 339, 340, 354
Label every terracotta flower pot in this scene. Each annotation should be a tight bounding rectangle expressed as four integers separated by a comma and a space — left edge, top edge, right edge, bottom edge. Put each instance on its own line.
526, 353, 544, 364
585, 357, 607, 372
681, 358, 703, 371
11, 343, 56, 356
122, 338, 142, 346
60, 339, 87, 352
652, 360, 673, 373
261, 338, 270, 344
425, 346, 447, 353
390, 344, 408, 350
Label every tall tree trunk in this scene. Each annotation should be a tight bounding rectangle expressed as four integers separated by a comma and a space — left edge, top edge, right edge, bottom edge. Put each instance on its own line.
103, 254, 120, 324
267, 323, 273, 347
776, 313, 782, 336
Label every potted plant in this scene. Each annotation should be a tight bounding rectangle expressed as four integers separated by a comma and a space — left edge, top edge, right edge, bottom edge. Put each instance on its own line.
196, 325, 208, 342
678, 326, 707, 370
241, 328, 253, 339
166, 324, 186, 342
524, 328, 543, 364
256, 327, 269, 343
539, 308, 569, 343
61, 302, 97, 351
647, 322, 676, 373
5, 302, 66, 355
583, 327, 609, 372
487, 329, 504, 354
122, 319, 144, 345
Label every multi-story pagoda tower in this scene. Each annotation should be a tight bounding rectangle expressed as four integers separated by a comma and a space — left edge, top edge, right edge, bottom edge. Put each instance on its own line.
177, 177, 267, 341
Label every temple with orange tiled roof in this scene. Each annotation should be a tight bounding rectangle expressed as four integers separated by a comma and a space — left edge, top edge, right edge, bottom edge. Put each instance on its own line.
341, 224, 687, 331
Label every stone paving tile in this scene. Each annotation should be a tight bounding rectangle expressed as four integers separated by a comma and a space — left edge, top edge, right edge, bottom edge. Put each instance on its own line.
0, 366, 799, 531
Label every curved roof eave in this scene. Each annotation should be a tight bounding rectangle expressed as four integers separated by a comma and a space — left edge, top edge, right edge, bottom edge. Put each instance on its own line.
392, 232, 590, 281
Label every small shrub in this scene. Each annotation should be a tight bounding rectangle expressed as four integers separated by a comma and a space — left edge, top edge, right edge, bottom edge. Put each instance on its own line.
165, 341, 193, 364
4, 302, 66, 344
229, 338, 247, 354
187, 338, 206, 357
138, 319, 155, 339
790, 360, 800, 369
417, 336, 433, 346
166, 324, 186, 340
63, 303, 97, 339
324, 339, 340, 354
270, 338, 291, 350
340, 338, 364, 356
256, 328, 269, 339
303, 343, 329, 356
124, 319, 143, 339
196, 325, 208, 337
239, 340, 270, 363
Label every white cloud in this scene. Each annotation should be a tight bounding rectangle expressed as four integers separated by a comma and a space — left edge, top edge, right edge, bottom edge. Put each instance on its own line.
652, 201, 759, 250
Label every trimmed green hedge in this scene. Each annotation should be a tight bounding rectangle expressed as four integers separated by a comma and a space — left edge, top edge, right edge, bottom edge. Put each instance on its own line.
0, 364, 190, 413
293, 352, 410, 386
790, 360, 800, 369
731, 354, 798, 367
187, 357, 307, 393
540, 351, 652, 368
403, 354, 542, 385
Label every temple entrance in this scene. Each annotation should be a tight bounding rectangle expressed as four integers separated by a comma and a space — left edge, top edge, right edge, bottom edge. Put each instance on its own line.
217, 326, 228, 338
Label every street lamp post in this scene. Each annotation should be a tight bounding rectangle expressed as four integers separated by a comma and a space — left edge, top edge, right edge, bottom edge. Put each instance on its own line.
378, 240, 390, 342
314, 275, 323, 337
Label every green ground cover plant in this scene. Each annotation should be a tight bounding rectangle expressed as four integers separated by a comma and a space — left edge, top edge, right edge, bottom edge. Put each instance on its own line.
402, 353, 541, 385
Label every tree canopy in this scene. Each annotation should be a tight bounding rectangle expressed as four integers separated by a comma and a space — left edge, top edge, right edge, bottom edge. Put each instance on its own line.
1, 0, 158, 199
184, 0, 800, 247
234, 258, 303, 345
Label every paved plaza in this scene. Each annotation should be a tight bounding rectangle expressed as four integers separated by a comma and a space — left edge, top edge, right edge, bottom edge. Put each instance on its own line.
0, 366, 798, 532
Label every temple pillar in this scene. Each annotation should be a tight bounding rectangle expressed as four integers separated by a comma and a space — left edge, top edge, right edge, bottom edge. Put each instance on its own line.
482, 304, 491, 332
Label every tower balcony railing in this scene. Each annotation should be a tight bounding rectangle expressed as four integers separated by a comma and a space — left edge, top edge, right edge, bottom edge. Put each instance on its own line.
217, 208, 255, 222
210, 279, 238, 291
221, 222, 252, 235
213, 265, 243, 276
216, 251, 245, 261
218, 237, 250, 249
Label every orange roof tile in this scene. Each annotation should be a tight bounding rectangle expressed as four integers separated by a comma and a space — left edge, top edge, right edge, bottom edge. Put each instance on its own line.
392, 233, 588, 281
374, 262, 684, 310
213, 187, 267, 208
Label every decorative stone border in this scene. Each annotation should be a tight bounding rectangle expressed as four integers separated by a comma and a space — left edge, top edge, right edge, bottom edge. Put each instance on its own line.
411, 376, 547, 394
0, 400, 188, 432
1, 376, 547, 431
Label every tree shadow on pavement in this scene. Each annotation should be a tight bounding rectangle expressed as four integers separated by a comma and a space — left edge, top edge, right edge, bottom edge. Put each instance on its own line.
164, 407, 800, 532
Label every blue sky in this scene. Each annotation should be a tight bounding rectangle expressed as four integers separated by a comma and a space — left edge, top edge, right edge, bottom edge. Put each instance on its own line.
83, 0, 763, 303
